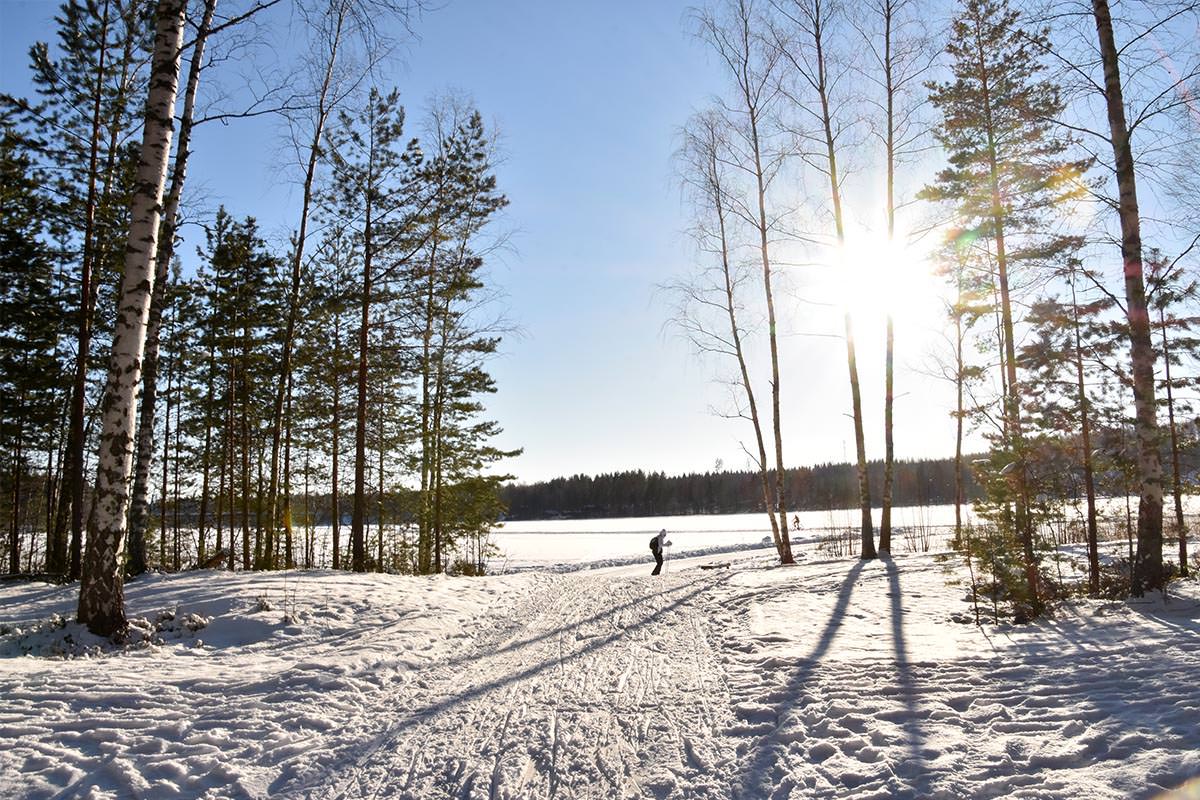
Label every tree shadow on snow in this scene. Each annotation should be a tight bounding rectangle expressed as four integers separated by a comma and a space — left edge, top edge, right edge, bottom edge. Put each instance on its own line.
883, 555, 931, 797
732, 557, 931, 799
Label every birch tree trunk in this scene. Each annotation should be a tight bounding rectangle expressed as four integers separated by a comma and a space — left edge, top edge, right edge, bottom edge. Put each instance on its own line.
77, 0, 187, 637
693, 0, 794, 565
706, 131, 784, 561
789, 0, 876, 558
1091, 0, 1164, 595
128, 0, 217, 574
878, 0, 898, 554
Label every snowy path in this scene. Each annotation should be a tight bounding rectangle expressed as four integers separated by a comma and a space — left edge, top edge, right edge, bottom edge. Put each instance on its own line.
2, 551, 1199, 799
282, 570, 738, 799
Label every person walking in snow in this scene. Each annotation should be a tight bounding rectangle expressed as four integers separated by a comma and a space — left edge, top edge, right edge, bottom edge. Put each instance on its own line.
650, 528, 671, 575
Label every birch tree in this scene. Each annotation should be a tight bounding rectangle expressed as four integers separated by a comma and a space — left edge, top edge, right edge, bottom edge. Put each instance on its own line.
671, 108, 793, 565
77, 0, 187, 637
855, 0, 933, 552
693, 0, 796, 564
127, 0, 218, 575
1088, 0, 1168, 593
773, 0, 878, 558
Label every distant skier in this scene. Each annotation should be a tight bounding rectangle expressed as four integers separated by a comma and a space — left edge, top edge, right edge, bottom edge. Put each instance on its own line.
649, 528, 671, 575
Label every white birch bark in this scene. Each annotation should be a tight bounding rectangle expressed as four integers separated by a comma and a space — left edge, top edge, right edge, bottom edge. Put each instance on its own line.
128, 0, 217, 573
77, 0, 187, 637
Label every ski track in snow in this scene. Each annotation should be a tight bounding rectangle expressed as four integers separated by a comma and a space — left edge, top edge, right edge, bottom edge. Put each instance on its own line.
1, 550, 1198, 799
279, 571, 738, 800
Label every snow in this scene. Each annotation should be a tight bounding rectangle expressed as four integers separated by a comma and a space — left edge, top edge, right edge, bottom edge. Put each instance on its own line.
2, 526, 1198, 799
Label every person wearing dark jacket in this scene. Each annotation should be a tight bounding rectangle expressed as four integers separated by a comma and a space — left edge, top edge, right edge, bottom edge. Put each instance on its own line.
650, 528, 671, 575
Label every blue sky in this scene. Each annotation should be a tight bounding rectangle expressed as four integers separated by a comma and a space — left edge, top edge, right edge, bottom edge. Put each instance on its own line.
1, 0, 974, 483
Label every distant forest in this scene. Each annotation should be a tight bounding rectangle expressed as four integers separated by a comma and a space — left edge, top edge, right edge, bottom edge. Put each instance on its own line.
500, 457, 984, 520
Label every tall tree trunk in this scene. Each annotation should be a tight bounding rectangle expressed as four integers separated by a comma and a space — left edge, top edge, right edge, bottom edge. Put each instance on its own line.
709, 144, 783, 558
953, 274, 965, 546
879, 0, 897, 554
77, 0, 187, 637
975, 29, 1037, 607
57, 0, 114, 579
1159, 306, 1187, 577
432, 332, 448, 574
1091, 0, 1164, 595
196, 335, 217, 564
264, 0, 348, 572
418, 232, 441, 574
331, 327, 341, 569
172, 383, 181, 571
128, 0, 216, 573
240, 368, 251, 571
159, 337, 173, 569
1071, 273, 1100, 596
749, 110, 794, 565
71, 0, 143, 582
9, 433, 21, 574
284, 369, 294, 568
377, 406, 385, 571
810, 8, 875, 558
351, 196, 373, 573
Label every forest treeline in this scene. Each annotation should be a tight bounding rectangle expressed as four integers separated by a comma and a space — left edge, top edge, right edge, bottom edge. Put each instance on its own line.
1, 0, 517, 634
501, 458, 985, 520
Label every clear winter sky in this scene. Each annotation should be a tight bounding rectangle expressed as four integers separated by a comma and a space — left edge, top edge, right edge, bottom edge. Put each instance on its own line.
1, 0, 979, 484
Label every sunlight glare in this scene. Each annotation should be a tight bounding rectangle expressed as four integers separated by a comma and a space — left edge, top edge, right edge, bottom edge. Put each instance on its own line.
833, 227, 942, 331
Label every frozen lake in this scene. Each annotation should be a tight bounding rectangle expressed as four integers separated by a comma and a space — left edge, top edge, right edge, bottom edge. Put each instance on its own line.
489, 505, 968, 570
489, 496, 1200, 571
183, 497, 1196, 573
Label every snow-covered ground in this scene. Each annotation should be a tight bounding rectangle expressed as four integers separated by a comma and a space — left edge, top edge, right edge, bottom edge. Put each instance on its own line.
2, 540, 1198, 799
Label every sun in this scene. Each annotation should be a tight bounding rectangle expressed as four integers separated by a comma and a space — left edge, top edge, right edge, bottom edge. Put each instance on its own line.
833, 227, 945, 331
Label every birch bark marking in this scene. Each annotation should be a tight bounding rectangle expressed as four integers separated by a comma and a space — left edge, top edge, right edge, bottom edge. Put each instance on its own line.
129, 0, 217, 574
78, 0, 188, 637
1091, 0, 1163, 594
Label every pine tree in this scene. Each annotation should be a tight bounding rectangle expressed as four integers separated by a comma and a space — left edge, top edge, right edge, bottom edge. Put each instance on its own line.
410, 105, 513, 573
322, 87, 422, 573
1019, 264, 1117, 596
0, 127, 66, 574
4, 0, 151, 578
920, 0, 1090, 612
1147, 253, 1199, 578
